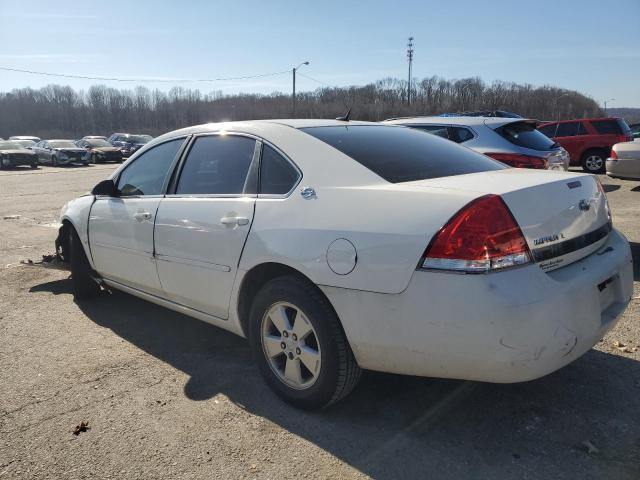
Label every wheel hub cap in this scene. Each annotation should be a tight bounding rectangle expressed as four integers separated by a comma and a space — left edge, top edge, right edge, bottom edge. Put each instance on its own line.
261, 302, 321, 390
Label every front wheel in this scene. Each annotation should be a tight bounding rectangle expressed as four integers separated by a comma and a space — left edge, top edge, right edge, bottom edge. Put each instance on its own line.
52, 156, 58, 167
249, 276, 361, 410
30, 162, 38, 169
69, 228, 100, 299
581, 149, 607, 174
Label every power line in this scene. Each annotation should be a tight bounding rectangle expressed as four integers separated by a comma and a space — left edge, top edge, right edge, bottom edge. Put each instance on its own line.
0, 66, 291, 83
296, 72, 334, 88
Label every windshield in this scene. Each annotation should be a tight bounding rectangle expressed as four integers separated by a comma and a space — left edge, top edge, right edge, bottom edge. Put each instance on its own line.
126, 135, 152, 144
86, 139, 112, 147
15, 140, 35, 148
0, 141, 23, 149
301, 125, 505, 183
495, 121, 556, 151
49, 140, 79, 148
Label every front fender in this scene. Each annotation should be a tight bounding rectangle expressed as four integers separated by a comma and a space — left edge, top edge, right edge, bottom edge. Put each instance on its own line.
59, 195, 96, 269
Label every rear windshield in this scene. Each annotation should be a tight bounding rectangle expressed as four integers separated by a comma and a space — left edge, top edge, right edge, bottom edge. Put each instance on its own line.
495, 121, 556, 151
300, 125, 505, 183
591, 119, 623, 135
49, 140, 78, 148
86, 139, 111, 147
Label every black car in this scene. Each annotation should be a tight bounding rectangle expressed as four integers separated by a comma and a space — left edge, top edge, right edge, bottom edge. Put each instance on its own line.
0, 140, 38, 169
107, 133, 153, 158
75, 138, 124, 163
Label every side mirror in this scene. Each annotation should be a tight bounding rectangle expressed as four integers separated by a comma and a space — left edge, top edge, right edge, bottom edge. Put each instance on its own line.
92, 179, 119, 197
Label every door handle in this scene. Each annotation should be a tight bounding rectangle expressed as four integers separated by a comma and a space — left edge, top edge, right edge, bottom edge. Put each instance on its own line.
220, 216, 249, 226
133, 211, 152, 222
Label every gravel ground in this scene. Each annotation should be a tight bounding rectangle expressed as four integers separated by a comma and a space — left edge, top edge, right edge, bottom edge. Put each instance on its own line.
0, 164, 638, 479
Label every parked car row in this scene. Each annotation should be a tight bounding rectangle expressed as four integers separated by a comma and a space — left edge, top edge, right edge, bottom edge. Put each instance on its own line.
0, 132, 153, 169
56, 118, 634, 409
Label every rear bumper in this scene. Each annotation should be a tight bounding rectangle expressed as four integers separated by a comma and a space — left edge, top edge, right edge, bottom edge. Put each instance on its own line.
322, 229, 634, 382
607, 159, 640, 180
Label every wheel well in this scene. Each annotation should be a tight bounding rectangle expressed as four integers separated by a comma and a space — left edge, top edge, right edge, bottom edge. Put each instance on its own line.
581, 147, 609, 160
237, 263, 327, 338
56, 219, 74, 262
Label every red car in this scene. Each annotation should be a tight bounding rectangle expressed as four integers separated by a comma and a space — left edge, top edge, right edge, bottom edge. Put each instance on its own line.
537, 117, 633, 173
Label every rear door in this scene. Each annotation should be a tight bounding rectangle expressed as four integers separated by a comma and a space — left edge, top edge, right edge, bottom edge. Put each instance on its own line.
553, 121, 582, 161
154, 133, 259, 318
89, 138, 185, 295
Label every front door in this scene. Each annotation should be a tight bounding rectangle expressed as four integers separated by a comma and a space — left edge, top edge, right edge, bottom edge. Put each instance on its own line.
154, 134, 259, 318
88, 138, 185, 295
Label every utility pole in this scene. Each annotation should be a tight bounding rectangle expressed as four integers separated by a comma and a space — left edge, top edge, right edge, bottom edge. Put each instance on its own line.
292, 61, 310, 117
604, 98, 614, 116
407, 36, 414, 106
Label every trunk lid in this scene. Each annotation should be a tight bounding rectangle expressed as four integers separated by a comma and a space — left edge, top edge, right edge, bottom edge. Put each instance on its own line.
407, 169, 611, 272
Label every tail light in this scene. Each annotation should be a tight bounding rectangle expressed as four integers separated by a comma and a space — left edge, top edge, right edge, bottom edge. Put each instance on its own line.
485, 152, 547, 169
609, 149, 618, 161
421, 195, 532, 273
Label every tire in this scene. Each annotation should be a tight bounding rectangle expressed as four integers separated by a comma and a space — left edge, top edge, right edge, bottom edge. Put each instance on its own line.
30, 162, 38, 169
91, 153, 98, 164
581, 149, 607, 174
69, 228, 100, 299
52, 156, 58, 167
249, 275, 361, 410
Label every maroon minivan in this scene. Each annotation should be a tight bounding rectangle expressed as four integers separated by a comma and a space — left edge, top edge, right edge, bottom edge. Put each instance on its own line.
538, 117, 633, 173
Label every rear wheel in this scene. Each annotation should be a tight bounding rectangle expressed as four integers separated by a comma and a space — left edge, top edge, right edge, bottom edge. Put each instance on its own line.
52, 156, 58, 167
249, 275, 361, 410
581, 149, 607, 174
30, 162, 38, 169
69, 228, 100, 299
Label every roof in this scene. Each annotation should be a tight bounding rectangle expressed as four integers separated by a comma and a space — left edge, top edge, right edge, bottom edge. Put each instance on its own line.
383, 116, 526, 127
538, 117, 622, 125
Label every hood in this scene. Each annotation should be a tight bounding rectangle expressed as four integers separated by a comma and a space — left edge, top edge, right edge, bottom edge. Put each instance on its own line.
0, 149, 36, 155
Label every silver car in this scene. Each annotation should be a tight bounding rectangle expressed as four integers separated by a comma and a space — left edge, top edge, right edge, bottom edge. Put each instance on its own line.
384, 116, 569, 171
606, 139, 640, 180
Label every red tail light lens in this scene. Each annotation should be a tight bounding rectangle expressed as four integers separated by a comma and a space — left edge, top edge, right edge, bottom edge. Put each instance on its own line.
421, 195, 532, 273
609, 149, 618, 160
485, 152, 547, 169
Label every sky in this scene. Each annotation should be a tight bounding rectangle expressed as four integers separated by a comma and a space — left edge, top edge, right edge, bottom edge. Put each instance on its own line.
0, 0, 639, 107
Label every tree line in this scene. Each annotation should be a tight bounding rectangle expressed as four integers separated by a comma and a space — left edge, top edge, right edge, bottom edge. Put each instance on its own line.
0, 76, 603, 139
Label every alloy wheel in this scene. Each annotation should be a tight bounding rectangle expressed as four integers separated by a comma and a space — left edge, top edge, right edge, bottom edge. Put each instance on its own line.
584, 154, 604, 172
261, 301, 321, 390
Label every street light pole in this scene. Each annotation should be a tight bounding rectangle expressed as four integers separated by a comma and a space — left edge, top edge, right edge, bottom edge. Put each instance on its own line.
292, 61, 309, 117
604, 98, 614, 116
554, 93, 569, 120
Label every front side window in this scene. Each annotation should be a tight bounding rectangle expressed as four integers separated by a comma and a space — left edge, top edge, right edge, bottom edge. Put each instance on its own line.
301, 125, 504, 183
117, 139, 183, 196
176, 135, 256, 195
555, 122, 579, 137
259, 144, 300, 195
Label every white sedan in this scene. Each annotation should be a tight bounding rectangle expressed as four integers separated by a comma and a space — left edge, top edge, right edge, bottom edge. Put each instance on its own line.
56, 120, 634, 409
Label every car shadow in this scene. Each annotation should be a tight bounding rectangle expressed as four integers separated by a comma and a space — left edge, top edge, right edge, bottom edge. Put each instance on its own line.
631, 185, 640, 192
602, 184, 621, 193
29, 279, 640, 478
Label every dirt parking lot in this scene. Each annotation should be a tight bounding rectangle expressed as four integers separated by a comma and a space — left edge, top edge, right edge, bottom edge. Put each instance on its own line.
0, 164, 639, 479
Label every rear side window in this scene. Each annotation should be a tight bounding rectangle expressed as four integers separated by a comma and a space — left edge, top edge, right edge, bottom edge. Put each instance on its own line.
412, 125, 449, 140
496, 121, 555, 151
591, 120, 622, 135
577, 122, 588, 135
555, 122, 580, 137
450, 127, 474, 143
176, 135, 256, 195
538, 124, 557, 138
301, 125, 504, 183
259, 144, 300, 195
